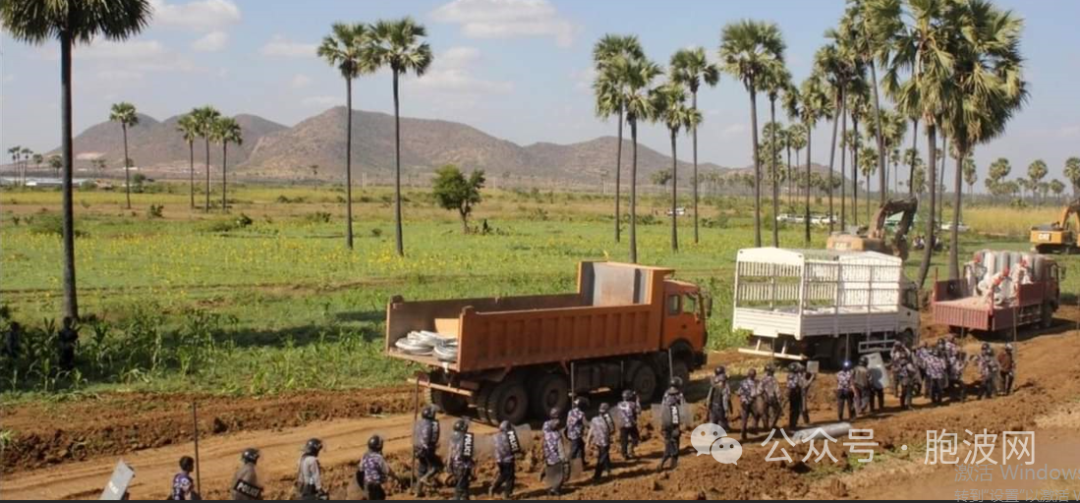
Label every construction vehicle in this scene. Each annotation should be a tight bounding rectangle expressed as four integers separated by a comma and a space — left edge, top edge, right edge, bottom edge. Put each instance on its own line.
827, 197, 919, 260
1030, 198, 1080, 254
733, 248, 920, 368
385, 262, 709, 425
933, 250, 1062, 335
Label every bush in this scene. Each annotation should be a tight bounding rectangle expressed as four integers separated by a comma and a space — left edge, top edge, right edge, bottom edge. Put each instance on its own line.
236, 213, 254, 228
304, 211, 332, 224
148, 204, 165, 219
29, 213, 86, 238
370, 228, 383, 238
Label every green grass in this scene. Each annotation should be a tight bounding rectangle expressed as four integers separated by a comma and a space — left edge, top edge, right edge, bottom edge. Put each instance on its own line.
3, 185, 1078, 398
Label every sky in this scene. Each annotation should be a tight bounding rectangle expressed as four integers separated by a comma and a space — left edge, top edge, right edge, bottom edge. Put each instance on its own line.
3, 0, 1080, 187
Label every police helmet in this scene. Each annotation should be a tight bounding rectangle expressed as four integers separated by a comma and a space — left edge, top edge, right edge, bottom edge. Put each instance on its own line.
422, 405, 437, 420
599, 403, 610, 414
454, 418, 469, 433
499, 420, 513, 433
549, 408, 561, 420
765, 364, 775, 375
714, 366, 726, 376
573, 397, 588, 409
747, 368, 758, 378
303, 438, 324, 456
368, 435, 384, 453
241, 448, 260, 464
622, 389, 635, 401
982, 342, 991, 352
859, 356, 869, 367
180, 456, 195, 472
1005, 343, 1014, 352
671, 377, 684, 389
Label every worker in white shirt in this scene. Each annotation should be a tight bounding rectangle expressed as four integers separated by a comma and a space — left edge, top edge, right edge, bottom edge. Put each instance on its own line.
980, 266, 1010, 306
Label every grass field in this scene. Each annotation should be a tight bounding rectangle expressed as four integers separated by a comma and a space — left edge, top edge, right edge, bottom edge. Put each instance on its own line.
2, 183, 1075, 397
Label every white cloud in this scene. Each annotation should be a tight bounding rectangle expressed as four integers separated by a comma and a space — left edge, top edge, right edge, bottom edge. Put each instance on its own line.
442, 47, 481, 67
302, 96, 339, 108
291, 74, 312, 89
150, 0, 241, 31
76, 40, 166, 60
261, 35, 317, 58
431, 0, 579, 48
410, 47, 513, 95
192, 31, 229, 52
722, 124, 748, 138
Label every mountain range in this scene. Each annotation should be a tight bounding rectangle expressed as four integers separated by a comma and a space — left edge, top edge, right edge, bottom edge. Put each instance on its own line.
55, 107, 835, 183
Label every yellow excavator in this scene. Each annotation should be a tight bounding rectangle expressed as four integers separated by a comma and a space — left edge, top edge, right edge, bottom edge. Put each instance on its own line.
827, 196, 919, 260
1030, 198, 1080, 254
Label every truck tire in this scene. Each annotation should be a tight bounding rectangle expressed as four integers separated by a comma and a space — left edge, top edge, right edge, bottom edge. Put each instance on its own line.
1040, 303, 1054, 329
629, 364, 659, 403
489, 380, 529, 425
475, 384, 495, 424
530, 373, 569, 418
671, 360, 690, 389
431, 389, 468, 416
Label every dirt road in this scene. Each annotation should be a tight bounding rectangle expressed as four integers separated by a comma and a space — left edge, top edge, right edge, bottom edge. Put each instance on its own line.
3, 319, 1079, 500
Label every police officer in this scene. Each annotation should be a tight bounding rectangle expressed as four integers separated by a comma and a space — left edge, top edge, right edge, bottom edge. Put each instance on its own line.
836, 361, 856, 421
169, 456, 198, 500
587, 403, 615, 482
760, 364, 782, 429
359, 435, 393, 501
895, 353, 915, 410
853, 357, 872, 414
231, 448, 262, 500
975, 343, 999, 400
926, 348, 947, 405
414, 405, 442, 495
658, 382, 684, 472
738, 368, 761, 442
707, 366, 732, 432
541, 409, 565, 496
890, 341, 910, 397
566, 397, 588, 469
785, 363, 807, 430
998, 343, 1015, 395
616, 390, 641, 460
449, 419, 474, 500
296, 438, 325, 500
950, 350, 968, 402
490, 421, 517, 499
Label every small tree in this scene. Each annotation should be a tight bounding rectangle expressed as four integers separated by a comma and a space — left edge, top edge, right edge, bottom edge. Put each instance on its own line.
49, 155, 63, 177
433, 165, 485, 233
651, 169, 673, 187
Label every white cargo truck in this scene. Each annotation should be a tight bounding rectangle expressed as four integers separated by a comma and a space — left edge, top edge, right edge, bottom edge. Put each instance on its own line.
733, 248, 920, 367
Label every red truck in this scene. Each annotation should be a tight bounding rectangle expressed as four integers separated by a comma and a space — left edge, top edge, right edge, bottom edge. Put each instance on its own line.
385, 262, 709, 424
933, 250, 1063, 335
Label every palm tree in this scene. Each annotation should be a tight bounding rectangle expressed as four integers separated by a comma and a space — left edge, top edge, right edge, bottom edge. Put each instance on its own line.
1027, 160, 1048, 206
669, 46, 719, 245
7, 147, 20, 185
963, 157, 978, 206
615, 55, 662, 263
761, 63, 792, 247
846, 83, 870, 226
853, 0, 903, 205
594, 35, 646, 244
720, 20, 785, 247
859, 145, 877, 221
212, 117, 243, 213
652, 83, 700, 252
190, 106, 221, 212
792, 74, 832, 245
2, 0, 151, 320
886, 0, 958, 289
49, 155, 62, 178
787, 123, 808, 202
814, 43, 853, 233
1065, 157, 1080, 197
109, 102, 139, 209
318, 23, 370, 251
177, 113, 200, 209
364, 17, 434, 258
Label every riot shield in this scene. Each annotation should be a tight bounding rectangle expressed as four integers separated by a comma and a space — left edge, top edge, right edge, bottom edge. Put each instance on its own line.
231, 464, 263, 500
99, 460, 134, 500
651, 403, 693, 430
508, 424, 533, 455
438, 419, 455, 457
866, 353, 891, 391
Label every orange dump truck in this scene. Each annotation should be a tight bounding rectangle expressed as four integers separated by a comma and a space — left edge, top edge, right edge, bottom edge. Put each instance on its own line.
385, 262, 709, 425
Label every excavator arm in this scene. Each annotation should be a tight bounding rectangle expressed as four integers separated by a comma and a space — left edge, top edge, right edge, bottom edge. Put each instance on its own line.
869, 197, 919, 259
1054, 198, 1080, 231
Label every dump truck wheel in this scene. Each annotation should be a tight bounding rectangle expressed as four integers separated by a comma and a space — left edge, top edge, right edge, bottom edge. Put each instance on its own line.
671, 360, 690, 389
1040, 303, 1054, 329
490, 380, 529, 425
530, 373, 569, 418
431, 389, 469, 416
630, 364, 659, 403
475, 384, 495, 424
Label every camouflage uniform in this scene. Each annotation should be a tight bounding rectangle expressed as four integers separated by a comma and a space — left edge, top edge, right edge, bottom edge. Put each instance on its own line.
170, 471, 195, 501
616, 398, 641, 459
890, 344, 911, 397
450, 432, 475, 500
997, 349, 1015, 396
836, 369, 856, 422
737, 376, 761, 441
360, 452, 390, 501
894, 356, 915, 410
658, 389, 683, 471
566, 406, 587, 467
708, 374, 732, 431
785, 370, 810, 430
977, 352, 1000, 400
926, 353, 947, 404
759, 374, 782, 429
587, 413, 614, 481
491, 430, 517, 499
541, 419, 565, 495
853, 363, 871, 414
414, 418, 442, 483
296, 455, 323, 500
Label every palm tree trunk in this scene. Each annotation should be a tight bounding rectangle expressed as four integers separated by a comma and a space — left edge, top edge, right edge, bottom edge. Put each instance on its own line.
671, 130, 679, 252
786, 145, 793, 204
804, 128, 813, 246
345, 78, 355, 250
393, 71, 405, 257
123, 124, 131, 210
60, 33, 79, 320
852, 116, 859, 227
908, 118, 919, 195
692, 91, 700, 245
204, 138, 211, 212
828, 89, 844, 234
770, 98, 780, 248
222, 143, 228, 213
189, 141, 195, 209
750, 84, 762, 247
917, 123, 938, 289
939, 135, 947, 235
840, 105, 848, 230
869, 59, 887, 204
630, 118, 639, 263
615, 105, 624, 243
949, 146, 965, 280
867, 169, 871, 223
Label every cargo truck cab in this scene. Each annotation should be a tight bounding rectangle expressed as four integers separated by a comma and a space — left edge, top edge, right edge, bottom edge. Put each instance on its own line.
663, 280, 709, 363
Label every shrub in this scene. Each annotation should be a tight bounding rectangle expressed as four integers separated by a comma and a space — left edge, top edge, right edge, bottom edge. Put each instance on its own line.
148, 204, 165, 219
305, 211, 332, 224
370, 228, 383, 238
29, 214, 86, 238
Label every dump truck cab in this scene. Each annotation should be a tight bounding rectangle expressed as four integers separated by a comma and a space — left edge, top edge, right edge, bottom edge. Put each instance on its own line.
662, 279, 709, 362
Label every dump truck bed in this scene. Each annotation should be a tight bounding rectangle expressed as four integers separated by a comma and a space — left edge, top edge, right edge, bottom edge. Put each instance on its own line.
385, 262, 671, 373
